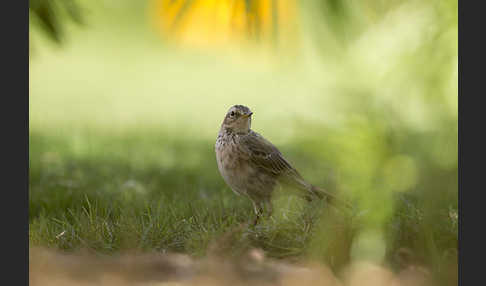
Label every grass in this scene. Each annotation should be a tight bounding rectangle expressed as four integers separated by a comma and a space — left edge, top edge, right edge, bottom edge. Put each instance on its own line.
29, 129, 333, 256
29, 126, 457, 278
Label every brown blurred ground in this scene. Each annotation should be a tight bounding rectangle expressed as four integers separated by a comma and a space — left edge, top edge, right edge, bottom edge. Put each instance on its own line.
30, 246, 437, 286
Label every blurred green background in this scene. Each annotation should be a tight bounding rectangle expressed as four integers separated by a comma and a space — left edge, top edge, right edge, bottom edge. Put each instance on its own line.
29, 0, 457, 283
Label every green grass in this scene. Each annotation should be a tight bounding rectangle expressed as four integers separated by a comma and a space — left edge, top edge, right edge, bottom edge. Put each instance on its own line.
29, 126, 457, 277
29, 129, 333, 256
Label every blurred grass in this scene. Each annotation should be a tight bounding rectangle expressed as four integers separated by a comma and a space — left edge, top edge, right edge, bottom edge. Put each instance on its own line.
29, 0, 457, 284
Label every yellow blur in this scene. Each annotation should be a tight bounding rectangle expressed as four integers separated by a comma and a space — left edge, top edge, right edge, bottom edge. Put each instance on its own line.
151, 0, 299, 49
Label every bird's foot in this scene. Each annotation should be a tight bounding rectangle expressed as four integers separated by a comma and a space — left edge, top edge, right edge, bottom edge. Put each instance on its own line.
251, 214, 261, 226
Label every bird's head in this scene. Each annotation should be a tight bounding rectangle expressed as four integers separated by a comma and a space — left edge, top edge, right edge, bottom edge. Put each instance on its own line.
220, 105, 253, 134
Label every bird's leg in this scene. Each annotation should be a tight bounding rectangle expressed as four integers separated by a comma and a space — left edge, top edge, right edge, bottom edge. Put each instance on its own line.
252, 215, 260, 226
251, 201, 264, 226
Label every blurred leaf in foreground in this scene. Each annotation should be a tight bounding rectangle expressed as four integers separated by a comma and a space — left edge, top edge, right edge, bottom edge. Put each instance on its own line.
30, 0, 83, 43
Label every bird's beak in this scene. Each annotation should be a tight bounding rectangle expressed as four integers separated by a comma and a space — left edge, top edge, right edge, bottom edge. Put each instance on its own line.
242, 112, 253, 118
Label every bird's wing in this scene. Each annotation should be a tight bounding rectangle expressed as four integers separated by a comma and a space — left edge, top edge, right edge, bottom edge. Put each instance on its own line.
239, 131, 353, 210
239, 131, 304, 180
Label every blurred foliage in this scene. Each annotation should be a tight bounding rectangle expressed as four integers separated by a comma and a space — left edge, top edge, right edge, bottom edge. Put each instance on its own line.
30, 0, 83, 43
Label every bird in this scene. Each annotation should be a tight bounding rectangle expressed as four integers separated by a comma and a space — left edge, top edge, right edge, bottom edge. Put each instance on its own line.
215, 105, 348, 225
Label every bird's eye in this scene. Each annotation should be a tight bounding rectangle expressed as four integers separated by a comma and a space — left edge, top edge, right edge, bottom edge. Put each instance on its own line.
230, 111, 235, 117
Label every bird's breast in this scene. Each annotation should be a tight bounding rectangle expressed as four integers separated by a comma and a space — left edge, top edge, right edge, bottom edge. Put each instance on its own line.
215, 136, 252, 195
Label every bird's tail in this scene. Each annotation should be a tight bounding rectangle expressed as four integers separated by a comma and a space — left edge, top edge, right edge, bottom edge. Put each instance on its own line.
285, 173, 353, 210
307, 184, 353, 210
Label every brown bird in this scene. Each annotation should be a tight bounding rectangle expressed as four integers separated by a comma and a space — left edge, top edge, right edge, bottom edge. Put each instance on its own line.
215, 105, 347, 225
